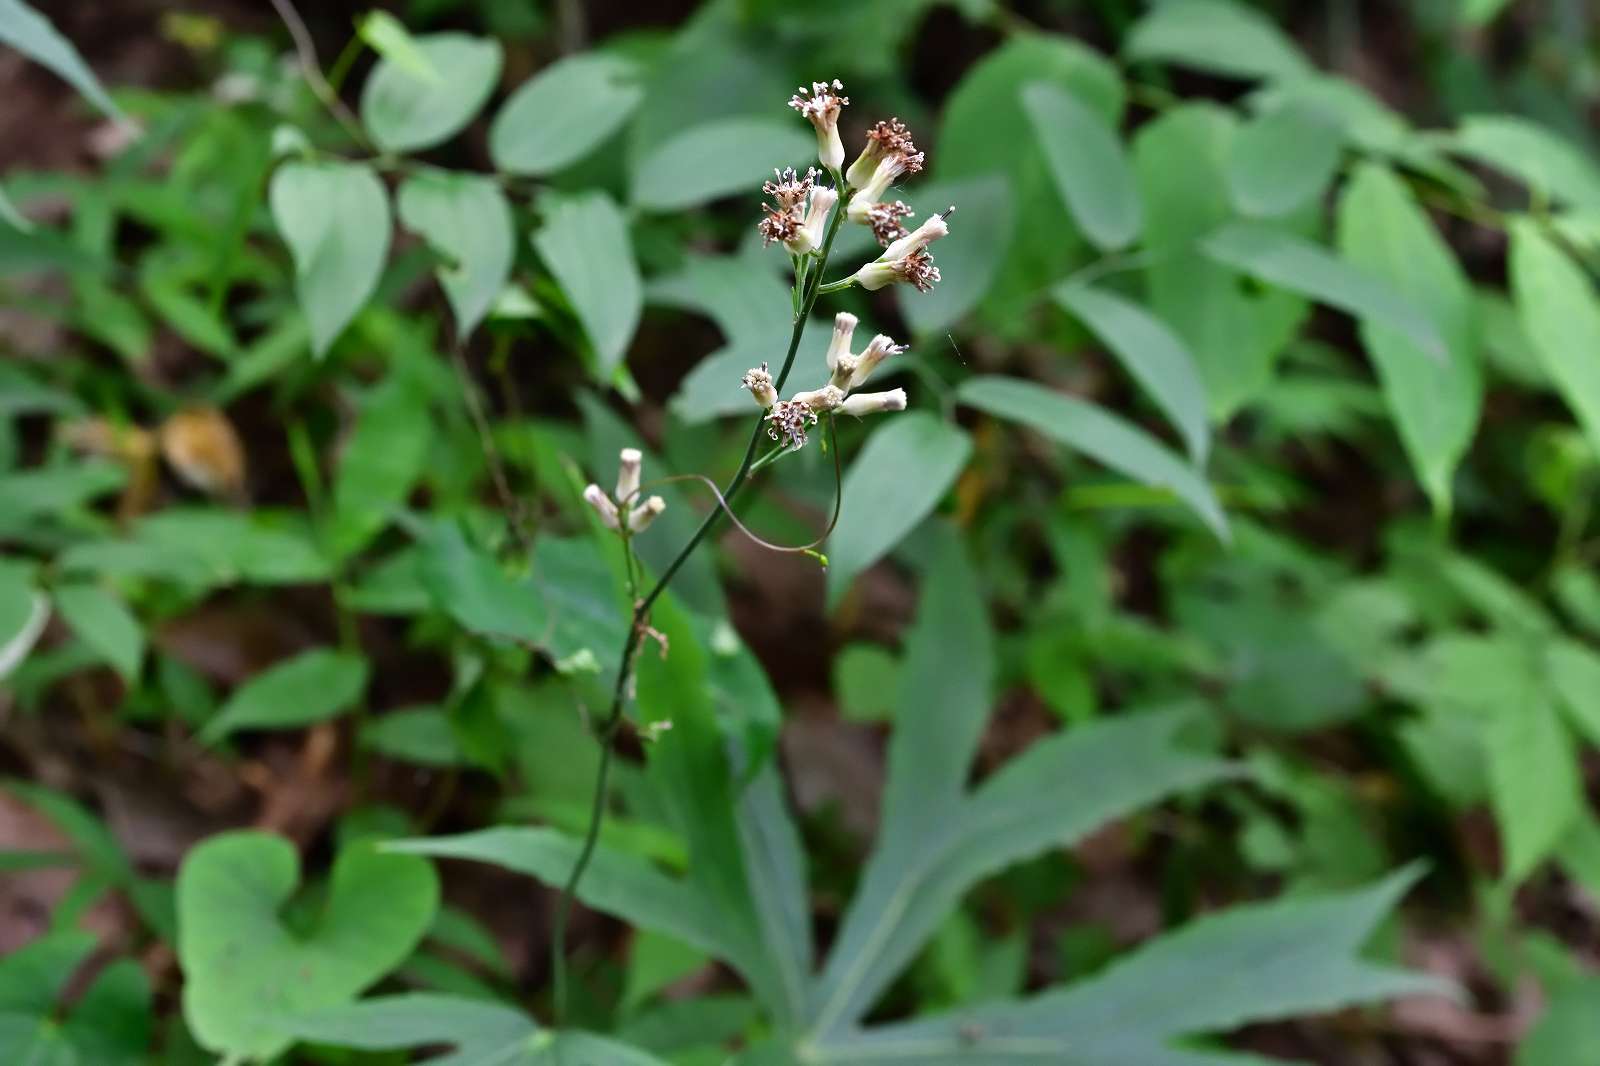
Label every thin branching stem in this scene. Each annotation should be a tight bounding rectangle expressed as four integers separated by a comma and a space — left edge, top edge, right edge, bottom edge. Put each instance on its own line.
549, 176, 853, 1023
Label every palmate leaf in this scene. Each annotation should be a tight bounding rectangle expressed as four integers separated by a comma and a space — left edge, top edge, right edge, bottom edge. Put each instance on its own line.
813, 867, 1451, 1064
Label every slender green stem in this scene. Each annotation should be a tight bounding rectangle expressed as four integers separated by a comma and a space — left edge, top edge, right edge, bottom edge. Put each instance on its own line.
549, 179, 852, 1023
815, 277, 857, 296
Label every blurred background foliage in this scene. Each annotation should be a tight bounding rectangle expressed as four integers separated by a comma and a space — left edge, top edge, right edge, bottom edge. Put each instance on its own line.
4, 0, 1600, 1063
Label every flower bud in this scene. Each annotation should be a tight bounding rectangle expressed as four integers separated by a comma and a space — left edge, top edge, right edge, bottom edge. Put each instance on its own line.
789, 80, 848, 171
583, 483, 619, 529
829, 353, 859, 391
839, 388, 907, 417
825, 312, 858, 373
627, 495, 666, 533
741, 364, 778, 408
851, 335, 907, 387
616, 448, 642, 503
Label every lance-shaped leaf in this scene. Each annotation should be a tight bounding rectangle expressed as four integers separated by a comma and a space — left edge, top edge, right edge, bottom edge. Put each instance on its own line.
1022, 81, 1141, 251
398, 170, 515, 338
816, 867, 1451, 1064
1202, 223, 1447, 362
288, 993, 669, 1065
1336, 163, 1481, 516
492, 54, 646, 175
1123, 0, 1311, 82
1449, 115, 1600, 212
1510, 220, 1600, 458
808, 539, 1238, 1037
533, 192, 641, 377
0, 0, 125, 120
360, 33, 501, 153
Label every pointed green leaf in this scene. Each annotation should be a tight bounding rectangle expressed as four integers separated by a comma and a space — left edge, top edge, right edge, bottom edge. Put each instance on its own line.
0, 562, 48, 680
1509, 220, 1600, 457
1202, 222, 1448, 362
533, 192, 641, 375
1053, 282, 1210, 462
397, 171, 514, 338
0, 0, 124, 120
1123, 0, 1312, 82
1487, 695, 1584, 882
1022, 81, 1140, 251
1450, 115, 1600, 212
269, 161, 390, 357
825, 413, 973, 603
1336, 162, 1481, 515
959, 375, 1228, 539
329, 374, 431, 559
1227, 101, 1344, 217
492, 54, 645, 175
52, 582, 143, 681
356, 12, 438, 82
360, 33, 500, 152
630, 118, 812, 211
200, 648, 368, 743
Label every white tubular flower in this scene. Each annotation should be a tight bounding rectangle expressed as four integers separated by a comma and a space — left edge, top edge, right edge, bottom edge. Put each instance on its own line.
627, 495, 666, 533
583, 483, 619, 530
882, 210, 951, 262
741, 363, 778, 408
616, 448, 642, 503
825, 312, 858, 373
845, 123, 924, 222
790, 79, 848, 170
851, 334, 908, 387
846, 118, 914, 190
792, 385, 845, 412
784, 184, 836, 256
852, 250, 942, 293
839, 388, 907, 417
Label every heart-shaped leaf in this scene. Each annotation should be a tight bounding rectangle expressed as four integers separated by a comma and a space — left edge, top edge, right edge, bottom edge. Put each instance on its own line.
177, 830, 439, 1060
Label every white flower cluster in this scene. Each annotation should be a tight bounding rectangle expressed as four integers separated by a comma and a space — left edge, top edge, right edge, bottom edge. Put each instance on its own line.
742, 313, 907, 449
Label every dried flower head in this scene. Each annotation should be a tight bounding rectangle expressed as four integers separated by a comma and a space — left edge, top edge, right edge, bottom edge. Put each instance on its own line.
741, 363, 778, 408
853, 249, 942, 293
789, 79, 848, 170
846, 118, 917, 189
865, 200, 914, 246
762, 167, 815, 212
757, 204, 801, 247
766, 399, 819, 449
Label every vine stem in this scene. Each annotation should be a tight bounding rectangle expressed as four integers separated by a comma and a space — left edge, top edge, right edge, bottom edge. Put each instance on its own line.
549, 172, 853, 1023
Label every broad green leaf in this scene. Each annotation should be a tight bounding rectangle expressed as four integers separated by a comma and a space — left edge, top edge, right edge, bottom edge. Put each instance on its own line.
287, 993, 669, 1065
390, 827, 743, 969
811, 703, 1238, 1037
360, 706, 462, 768
330, 374, 431, 559
492, 54, 645, 175
1226, 101, 1344, 217
0, 0, 125, 120
51, 583, 143, 681
1487, 695, 1584, 882
630, 118, 812, 211
1053, 282, 1210, 462
269, 161, 391, 357
0, 562, 48, 680
1460, 0, 1516, 24
1202, 223, 1447, 362
820, 867, 1447, 1063
834, 644, 901, 722
1450, 115, 1600, 212
0, 932, 151, 1066
896, 175, 1012, 336
200, 648, 368, 743
58, 508, 329, 590
360, 33, 500, 152
825, 413, 973, 604
397, 170, 513, 338
1123, 0, 1312, 82
937, 35, 1124, 325
1548, 639, 1600, 748
959, 375, 1228, 539
1517, 979, 1600, 1066
415, 519, 548, 645
533, 192, 641, 376
1134, 104, 1307, 416
1336, 163, 1481, 515
356, 11, 438, 82
0, 460, 125, 521
177, 832, 438, 1060
1509, 220, 1600, 457
1021, 81, 1140, 251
